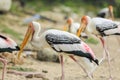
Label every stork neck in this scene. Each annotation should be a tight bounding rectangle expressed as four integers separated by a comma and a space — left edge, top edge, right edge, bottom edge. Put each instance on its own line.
32, 27, 41, 42
68, 24, 71, 32
86, 17, 92, 32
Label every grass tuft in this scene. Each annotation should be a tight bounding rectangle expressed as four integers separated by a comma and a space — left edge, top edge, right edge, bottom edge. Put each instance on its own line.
8, 66, 36, 72
85, 37, 99, 44
0, 64, 35, 72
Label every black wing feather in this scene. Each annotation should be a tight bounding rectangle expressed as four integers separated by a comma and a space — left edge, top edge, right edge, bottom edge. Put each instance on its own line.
46, 33, 81, 45
96, 22, 118, 36
0, 35, 7, 40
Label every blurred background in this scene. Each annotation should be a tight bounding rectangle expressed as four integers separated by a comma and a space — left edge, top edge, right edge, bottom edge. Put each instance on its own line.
0, 0, 120, 44
0, 0, 120, 80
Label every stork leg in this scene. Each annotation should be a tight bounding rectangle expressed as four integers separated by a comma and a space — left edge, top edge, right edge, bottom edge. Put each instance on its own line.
90, 54, 105, 76
59, 54, 64, 80
69, 55, 93, 80
0, 58, 7, 80
116, 37, 120, 51
100, 37, 112, 80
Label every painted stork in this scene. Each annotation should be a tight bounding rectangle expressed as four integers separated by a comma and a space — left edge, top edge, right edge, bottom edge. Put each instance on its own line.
63, 18, 88, 38
17, 21, 99, 80
97, 5, 120, 50
0, 35, 20, 80
63, 18, 98, 75
97, 5, 114, 20
77, 15, 120, 80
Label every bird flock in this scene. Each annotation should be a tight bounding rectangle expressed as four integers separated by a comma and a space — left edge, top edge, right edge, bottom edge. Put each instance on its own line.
0, 5, 120, 80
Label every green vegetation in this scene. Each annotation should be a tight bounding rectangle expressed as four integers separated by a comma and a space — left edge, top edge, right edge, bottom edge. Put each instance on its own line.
85, 37, 99, 44
23, 0, 98, 13
10, 0, 120, 17
0, 24, 22, 40
0, 65, 35, 72
5, 0, 118, 18
8, 66, 35, 72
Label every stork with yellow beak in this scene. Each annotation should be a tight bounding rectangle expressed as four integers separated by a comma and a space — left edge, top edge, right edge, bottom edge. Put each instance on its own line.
77, 15, 120, 80
97, 5, 114, 20
17, 21, 99, 80
63, 18, 88, 38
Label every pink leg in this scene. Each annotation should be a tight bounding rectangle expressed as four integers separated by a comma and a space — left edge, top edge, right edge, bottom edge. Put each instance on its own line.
0, 58, 7, 80
59, 54, 64, 80
116, 37, 120, 46
69, 55, 93, 80
116, 37, 120, 51
100, 37, 112, 80
90, 56, 104, 76
99, 37, 106, 60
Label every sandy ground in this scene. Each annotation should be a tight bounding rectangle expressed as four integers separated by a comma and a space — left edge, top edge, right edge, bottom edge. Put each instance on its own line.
0, 13, 120, 80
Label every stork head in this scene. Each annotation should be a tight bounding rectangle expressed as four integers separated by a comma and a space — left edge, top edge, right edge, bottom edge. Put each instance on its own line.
77, 16, 89, 37
108, 5, 114, 20
32, 21, 41, 32
63, 18, 73, 31
17, 21, 40, 59
67, 18, 73, 24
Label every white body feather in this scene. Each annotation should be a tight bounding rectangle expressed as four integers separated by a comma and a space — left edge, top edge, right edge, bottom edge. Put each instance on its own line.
29, 21, 99, 76
98, 7, 109, 18
30, 21, 96, 60
0, 36, 18, 49
86, 16, 120, 36
69, 22, 88, 37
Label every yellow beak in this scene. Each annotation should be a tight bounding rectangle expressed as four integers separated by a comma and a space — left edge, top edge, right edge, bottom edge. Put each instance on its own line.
63, 23, 68, 31
77, 22, 86, 37
109, 10, 114, 20
109, 6, 114, 20
17, 23, 34, 59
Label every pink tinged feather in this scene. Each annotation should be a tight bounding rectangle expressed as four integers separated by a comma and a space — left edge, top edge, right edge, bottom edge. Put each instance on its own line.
5, 39, 12, 45
82, 42, 96, 59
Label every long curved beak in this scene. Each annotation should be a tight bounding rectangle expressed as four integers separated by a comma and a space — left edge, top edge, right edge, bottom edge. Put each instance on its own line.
17, 23, 34, 59
109, 6, 114, 20
109, 11, 114, 20
77, 22, 87, 37
63, 23, 68, 31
